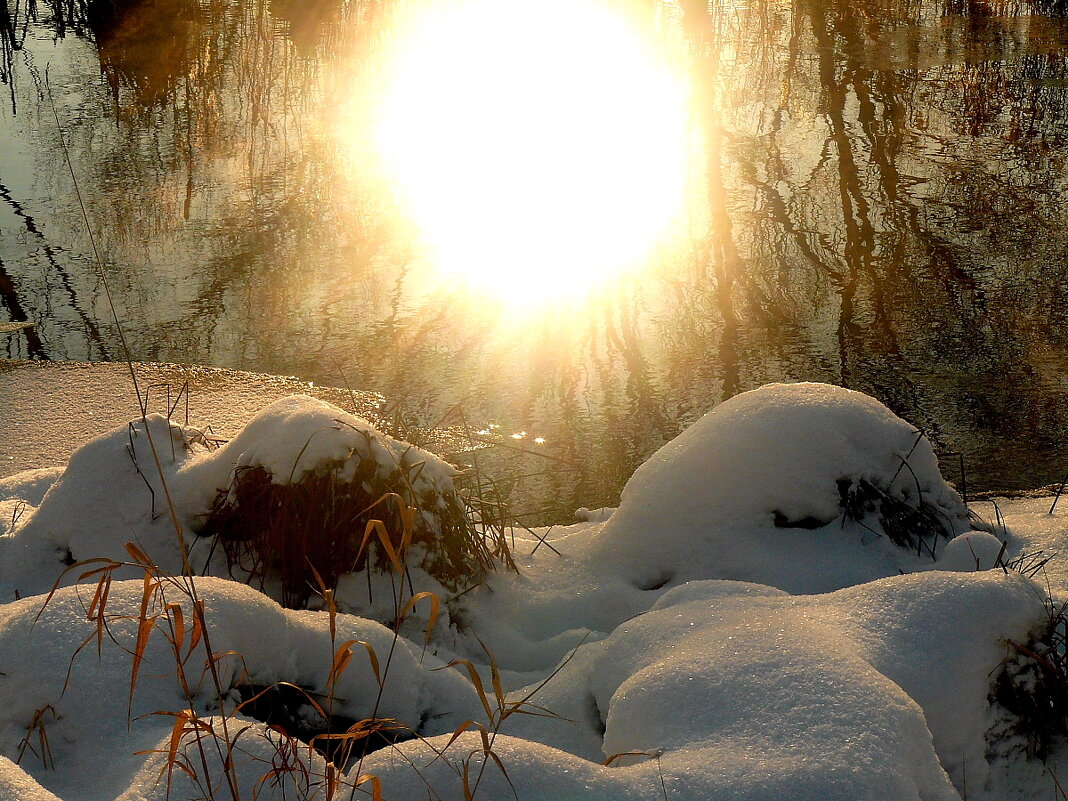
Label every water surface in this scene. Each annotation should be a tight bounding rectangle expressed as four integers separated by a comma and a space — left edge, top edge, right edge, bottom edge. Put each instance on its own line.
2, 0, 1067, 520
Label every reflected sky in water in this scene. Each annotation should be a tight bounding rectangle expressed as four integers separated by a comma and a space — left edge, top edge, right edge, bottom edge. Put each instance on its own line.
1, 0, 1067, 520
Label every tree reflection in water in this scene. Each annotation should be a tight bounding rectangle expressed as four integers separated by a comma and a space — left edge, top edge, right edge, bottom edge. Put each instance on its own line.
0, 0, 1067, 519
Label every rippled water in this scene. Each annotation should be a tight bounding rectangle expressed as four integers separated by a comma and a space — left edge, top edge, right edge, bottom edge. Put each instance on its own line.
2, 0, 1067, 520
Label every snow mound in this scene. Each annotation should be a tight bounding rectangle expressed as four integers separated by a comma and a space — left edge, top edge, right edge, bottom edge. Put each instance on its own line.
0, 396, 498, 606
937, 531, 1007, 571
0, 757, 63, 801
487, 571, 1047, 801
0, 415, 195, 598
0, 468, 62, 506
114, 718, 331, 801
179, 395, 497, 605
585, 382, 973, 592
0, 568, 1055, 801
177, 394, 456, 492
0, 577, 479, 801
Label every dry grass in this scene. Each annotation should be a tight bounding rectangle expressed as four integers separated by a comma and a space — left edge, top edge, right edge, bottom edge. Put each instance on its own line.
197, 430, 515, 609
990, 597, 1068, 763
837, 476, 957, 557
32, 485, 566, 801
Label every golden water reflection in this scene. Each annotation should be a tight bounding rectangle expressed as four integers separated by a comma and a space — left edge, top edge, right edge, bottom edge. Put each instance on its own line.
1, 0, 1067, 520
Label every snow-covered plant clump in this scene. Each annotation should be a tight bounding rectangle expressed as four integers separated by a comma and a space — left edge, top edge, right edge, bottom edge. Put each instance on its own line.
584, 382, 973, 593
188, 395, 509, 607
0, 396, 512, 607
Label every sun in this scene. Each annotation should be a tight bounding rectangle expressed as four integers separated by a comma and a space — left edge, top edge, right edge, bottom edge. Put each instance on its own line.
370, 0, 692, 307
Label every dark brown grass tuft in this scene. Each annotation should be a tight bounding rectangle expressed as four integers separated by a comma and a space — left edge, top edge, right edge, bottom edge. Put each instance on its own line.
990, 599, 1068, 763
838, 477, 956, 558
198, 444, 513, 609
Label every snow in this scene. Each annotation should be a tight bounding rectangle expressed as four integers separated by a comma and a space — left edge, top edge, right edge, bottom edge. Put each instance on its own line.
0, 378, 1066, 801
0, 757, 63, 801
582, 382, 972, 592
0, 360, 383, 479
0, 577, 479, 801
176, 393, 455, 498
0, 396, 459, 599
489, 572, 1047, 800
937, 530, 1007, 571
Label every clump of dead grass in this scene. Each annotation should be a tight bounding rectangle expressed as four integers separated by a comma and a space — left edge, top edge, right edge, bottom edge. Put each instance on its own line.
838, 477, 958, 557
197, 426, 514, 609
989, 598, 1068, 763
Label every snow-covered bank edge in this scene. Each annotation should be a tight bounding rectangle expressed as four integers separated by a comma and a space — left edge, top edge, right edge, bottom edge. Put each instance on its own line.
1, 382, 1068, 801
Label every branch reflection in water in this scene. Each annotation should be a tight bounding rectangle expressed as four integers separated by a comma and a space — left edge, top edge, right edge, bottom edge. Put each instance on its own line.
1, 0, 1067, 519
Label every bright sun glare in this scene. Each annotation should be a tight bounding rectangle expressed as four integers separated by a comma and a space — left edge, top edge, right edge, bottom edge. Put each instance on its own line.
372, 0, 691, 306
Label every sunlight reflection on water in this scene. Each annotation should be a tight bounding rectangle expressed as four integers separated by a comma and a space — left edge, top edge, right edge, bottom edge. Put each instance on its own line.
1, 0, 1068, 520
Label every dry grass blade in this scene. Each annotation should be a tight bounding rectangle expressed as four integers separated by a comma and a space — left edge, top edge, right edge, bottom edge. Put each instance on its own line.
352, 772, 384, 801
310, 718, 401, 751
187, 599, 205, 662
32, 557, 125, 627
358, 519, 404, 575
430, 720, 489, 760
484, 749, 518, 801
438, 660, 493, 721
16, 705, 57, 770
329, 641, 357, 689
398, 591, 440, 653
162, 710, 199, 793
86, 570, 113, 658
129, 572, 160, 714
167, 602, 186, 657
353, 640, 382, 687
125, 541, 156, 569
139, 710, 229, 794
310, 564, 339, 642
478, 640, 504, 714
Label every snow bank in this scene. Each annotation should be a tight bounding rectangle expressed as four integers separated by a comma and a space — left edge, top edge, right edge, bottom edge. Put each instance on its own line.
460, 384, 986, 662
0, 577, 479, 801
175, 393, 456, 495
0, 569, 1055, 801
0, 383, 1060, 801
0, 415, 195, 599
582, 382, 974, 593
0, 757, 63, 801
0, 396, 468, 602
1, 384, 981, 613
369, 571, 1050, 801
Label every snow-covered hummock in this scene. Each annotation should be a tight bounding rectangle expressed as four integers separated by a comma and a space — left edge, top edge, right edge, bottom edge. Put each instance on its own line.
464, 383, 985, 658
0, 577, 479, 801
0, 568, 1057, 800
584, 382, 972, 590
0, 396, 459, 600
177, 393, 457, 492
0, 757, 63, 801
367, 571, 1053, 801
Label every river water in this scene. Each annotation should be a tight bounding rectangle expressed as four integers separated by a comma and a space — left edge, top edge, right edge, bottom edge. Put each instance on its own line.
1, 0, 1067, 521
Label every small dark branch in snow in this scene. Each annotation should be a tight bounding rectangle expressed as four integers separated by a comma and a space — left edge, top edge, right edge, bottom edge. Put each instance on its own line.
1051, 468, 1068, 516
